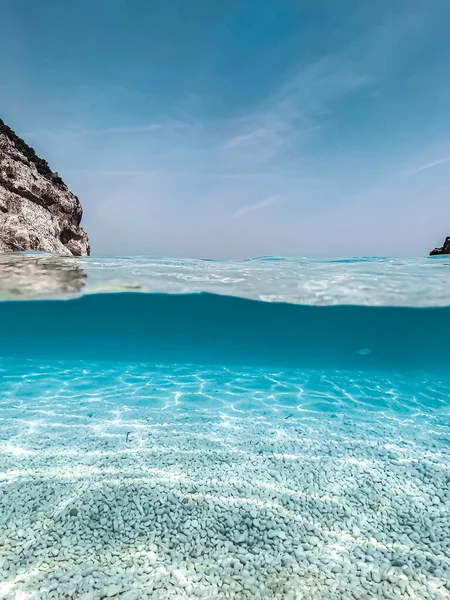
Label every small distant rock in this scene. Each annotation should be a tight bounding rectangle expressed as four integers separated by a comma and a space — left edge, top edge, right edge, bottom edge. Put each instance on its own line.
430, 236, 450, 256
69, 508, 79, 517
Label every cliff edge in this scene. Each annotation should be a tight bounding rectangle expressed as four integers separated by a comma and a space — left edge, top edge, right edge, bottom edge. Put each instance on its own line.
0, 118, 89, 256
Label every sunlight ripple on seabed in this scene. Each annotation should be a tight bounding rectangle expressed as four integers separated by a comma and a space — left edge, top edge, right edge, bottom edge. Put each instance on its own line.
0, 359, 449, 599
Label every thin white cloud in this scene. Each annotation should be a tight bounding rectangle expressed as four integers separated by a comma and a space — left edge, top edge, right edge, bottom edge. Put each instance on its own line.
226, 127, 271, 149
22, 121, 189, 140
221, 55, 372, 168
232, 195, 284, 219
220, 4, 439, 169
63, 168, 164, 176
408, 156, 450, 175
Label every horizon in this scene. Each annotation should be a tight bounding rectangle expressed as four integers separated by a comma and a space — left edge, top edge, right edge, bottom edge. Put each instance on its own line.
2, 0, 450, 259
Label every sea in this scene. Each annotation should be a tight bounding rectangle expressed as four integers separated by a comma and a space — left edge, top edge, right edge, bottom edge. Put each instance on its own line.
0, 253, 449, 600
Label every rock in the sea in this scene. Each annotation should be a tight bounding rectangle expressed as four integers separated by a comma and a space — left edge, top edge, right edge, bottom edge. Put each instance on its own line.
0, 118, 89, 256
430, 236, 450, 256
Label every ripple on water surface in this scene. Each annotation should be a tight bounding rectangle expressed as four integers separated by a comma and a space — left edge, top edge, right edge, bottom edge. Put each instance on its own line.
1, 253, 450, 306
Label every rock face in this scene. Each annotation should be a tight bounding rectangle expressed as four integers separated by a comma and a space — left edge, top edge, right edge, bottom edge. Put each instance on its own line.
430, 236, 450, 256
0, 118, 90, 256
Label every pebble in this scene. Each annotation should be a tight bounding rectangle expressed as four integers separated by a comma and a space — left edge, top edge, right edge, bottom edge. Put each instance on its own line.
392, 558, 407, 567
371, 571, 381, 583
106, 584, 121, 597
120, 591, 140, 600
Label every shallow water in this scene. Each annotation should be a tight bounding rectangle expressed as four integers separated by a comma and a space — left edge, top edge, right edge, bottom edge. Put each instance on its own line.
0, 254, 449, 600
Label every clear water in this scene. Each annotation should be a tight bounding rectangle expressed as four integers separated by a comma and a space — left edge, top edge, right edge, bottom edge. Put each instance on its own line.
0, 254, 449, 600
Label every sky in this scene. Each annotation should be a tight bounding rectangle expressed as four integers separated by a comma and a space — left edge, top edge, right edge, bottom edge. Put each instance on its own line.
1, 0, 450, 258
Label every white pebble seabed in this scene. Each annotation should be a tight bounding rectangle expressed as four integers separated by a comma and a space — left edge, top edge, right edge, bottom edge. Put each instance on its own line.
0, 360, 449, 599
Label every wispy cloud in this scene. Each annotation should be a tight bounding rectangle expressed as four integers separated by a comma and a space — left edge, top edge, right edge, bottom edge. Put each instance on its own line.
232, 195, 284, 219
63, 168, 164, 176
408, 156, 450, 175
221, 56, 372, 168
22, 121, 189, 140
226, 127, 272, 149
220, 4, 440, 170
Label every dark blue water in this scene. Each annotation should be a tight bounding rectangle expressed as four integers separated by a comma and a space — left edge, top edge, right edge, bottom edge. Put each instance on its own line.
0, 293, 449, 372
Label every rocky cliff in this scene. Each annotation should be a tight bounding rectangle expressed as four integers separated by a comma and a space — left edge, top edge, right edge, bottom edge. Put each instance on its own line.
430, 236, 450, 256
0, 118, 90, 256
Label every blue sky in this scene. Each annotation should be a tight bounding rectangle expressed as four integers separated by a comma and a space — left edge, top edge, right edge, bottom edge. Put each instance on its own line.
1, 0, 450, 257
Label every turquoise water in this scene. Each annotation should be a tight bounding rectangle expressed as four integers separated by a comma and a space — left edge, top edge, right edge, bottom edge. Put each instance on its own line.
0, 255, 449, 600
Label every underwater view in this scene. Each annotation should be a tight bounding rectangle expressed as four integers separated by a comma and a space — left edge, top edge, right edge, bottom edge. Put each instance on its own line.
0, 254, 450, 600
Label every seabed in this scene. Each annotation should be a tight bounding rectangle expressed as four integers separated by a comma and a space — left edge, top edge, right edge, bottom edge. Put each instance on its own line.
1, 360, 449, 599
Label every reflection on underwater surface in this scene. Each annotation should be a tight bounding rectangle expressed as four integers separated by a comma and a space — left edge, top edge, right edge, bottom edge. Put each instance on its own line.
0, 253, 86, 299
